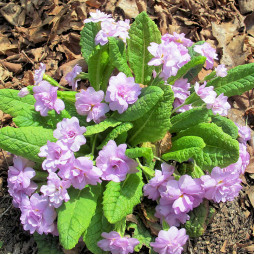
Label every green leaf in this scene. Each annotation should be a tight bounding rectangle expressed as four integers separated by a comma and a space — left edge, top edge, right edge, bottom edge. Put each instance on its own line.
167, 56, 206, 85
208, 63, 254, 97
80, 22, 100, 62
88, 44, 109, 91
58, 185, 101, 250
127, 12, 161, 84
125, 147, 154, 164
98, 122, 133, 149
113, 86, 164, 122
86, 118, 122, 136
109, 37, 132, 76
127, 218, 154, 252
169, 107, 211, 133
0, 126, 55, 163
162, 136, 206, 162
83, 193, 113, 254
33, 233, 63, 254
211, 115, 238, 139
174, 123, 239, 171
185, 201, 209, 238
128, 84, 174, 146
103, 171, 144, 224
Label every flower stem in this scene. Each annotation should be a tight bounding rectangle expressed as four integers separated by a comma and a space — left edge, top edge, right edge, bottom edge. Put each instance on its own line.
43, 74, 72, 91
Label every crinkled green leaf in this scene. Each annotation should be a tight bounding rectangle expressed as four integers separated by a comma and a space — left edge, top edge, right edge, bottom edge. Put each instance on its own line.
80, 22, 100, 62
174, 123, 239, 171
113, 86, 164, 122
103, 171, 144, 224
57, 185, 101, 250
170, 107, 211, 133
0, 126, 55, 163
208, 63, 254, 97
86, 118, 122, 136
211, 115, 238, 139
109, 37, 132, 76
162, 136, 206, 162
33, 233, 63, 254
98, 122, 133, 149
128, 84, 174, 146
127, 12, 161, 84
125, 147, 154, 164
83, 193, 113, 254
88, 44, 109, 91
167, 56, 206, 84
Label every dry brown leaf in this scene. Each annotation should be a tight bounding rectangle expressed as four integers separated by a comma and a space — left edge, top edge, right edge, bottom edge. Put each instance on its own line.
0, 34, 18, 55
0, 64, 12, 82
135, 0, 147, 13
21, 71, 34, 86
0, 61, 22, 74
86, 0, 101, 8
220, 240, 228, 253
117, 0, 139, 19
238, 0, 254, 15
126, 214, 138, 224
154, 5, 168, 35
247, 186, 254, 207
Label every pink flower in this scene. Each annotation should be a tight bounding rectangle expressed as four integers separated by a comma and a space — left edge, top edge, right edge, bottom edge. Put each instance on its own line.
239, 143, 250, 174
95, 19, 118, 45
39, 140, 74, 173
53, 117, 86, 152
96, 140, 138, 182
162, 32, 193, 47
7, 156, 37, 208
194, 42, 218, 69
34, 63, 46, 85
97, 231, 139, 254
75, 87, 110, 123
33, 81, 65, 116
84, 10, 112, 24
215, 64, 227, 77
18, 88, 29, 98
194, 82, 217, 104
105, 72, 141, 114
201, 167, 242, 203
116, 19, 130, 43
20, 193, 57, 235
206, 93, 231, 116
40, 172, 71, 208
150, 227, 189, 254
59, 157, 102, 190
65, 65, 82, 91
148, 42, 170, 66
143, 163, 175, 200
235, 123, 251, 144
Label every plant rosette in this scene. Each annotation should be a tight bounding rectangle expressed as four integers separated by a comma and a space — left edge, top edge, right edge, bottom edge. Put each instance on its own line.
0, 10, 253, 254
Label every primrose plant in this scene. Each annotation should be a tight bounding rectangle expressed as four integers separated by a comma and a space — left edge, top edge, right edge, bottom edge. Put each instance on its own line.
0, 10, 253, 254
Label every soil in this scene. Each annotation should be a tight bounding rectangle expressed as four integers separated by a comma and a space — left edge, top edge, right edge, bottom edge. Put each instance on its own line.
0, 0, 254, 254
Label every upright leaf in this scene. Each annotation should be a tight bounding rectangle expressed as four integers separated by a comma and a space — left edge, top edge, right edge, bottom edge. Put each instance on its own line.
128, 85, 174, 146
58, 185, 101, 250
127, 12, 161, 84
0, 126, 55, 163
113, 86, 164, 122
103, 171, 144, 224
125, 147, 154, 164
80, 22, 100, 62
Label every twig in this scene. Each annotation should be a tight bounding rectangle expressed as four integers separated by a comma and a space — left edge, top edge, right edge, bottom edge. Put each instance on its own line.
0, 204, 12, 220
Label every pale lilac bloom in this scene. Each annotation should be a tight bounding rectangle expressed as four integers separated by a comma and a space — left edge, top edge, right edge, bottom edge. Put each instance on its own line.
97, 231, 139, 254
239, 142, 250, 174
155, 199, 190, 227
40, 172, 71, 208
18, 87, 29, 98
59, 157, 102, 190
194, 82, 217, 104
65, 65, 82, 91
34, 63, 46, 85
215, 64, 227, 77
148, 42, 170, 66
194, 42, 218, 69
20, 193, 57, 235
143, 163, 175, 201
116, 19, 130, 43
105, 72, 141, 114
39, 140, 74, 173
75, 87, 110, 123
206, 93, 231, 116
235, 123, 251, 144
150, 227, 189, 254
162, 32, 193, 47
201, 167, 242, 203
84, 10, 112, 23
161, 175, 204, 214
53, 117, 86, 152
33, 81, 65, 116
96, 140, 138, 182
95, 19, 118, 45
7, 156, 37, 208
